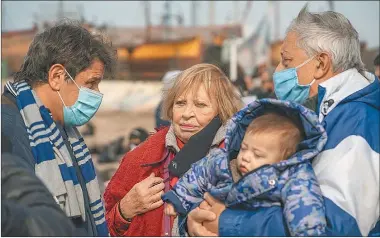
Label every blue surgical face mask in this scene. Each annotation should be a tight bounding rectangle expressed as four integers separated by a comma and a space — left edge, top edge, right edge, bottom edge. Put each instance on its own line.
273, 57, 316, 104
57, 70, 103, 127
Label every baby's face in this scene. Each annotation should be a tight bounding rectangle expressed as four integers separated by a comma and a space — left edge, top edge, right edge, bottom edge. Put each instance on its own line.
236, 132, 284, 175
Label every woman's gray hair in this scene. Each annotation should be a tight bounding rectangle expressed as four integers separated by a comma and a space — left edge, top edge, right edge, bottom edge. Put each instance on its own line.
287, 5, 365, 72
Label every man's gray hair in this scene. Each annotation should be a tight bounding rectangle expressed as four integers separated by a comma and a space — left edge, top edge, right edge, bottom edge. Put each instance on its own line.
287, 5, 365, 72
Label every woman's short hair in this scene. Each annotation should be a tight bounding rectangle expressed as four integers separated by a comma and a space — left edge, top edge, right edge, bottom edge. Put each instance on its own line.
162, 63, 243, 124
287, 6, 365, 72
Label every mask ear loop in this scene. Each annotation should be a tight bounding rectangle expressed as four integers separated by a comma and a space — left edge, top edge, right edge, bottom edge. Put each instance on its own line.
64, 69, 81, 89
59, 69, 81, 107
296, 56, 317, 86
295, 56, 316, 70
57, 91, 67, 107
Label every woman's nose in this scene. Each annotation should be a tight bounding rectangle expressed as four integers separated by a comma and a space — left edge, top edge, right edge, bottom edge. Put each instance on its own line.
182, 104, 195, 118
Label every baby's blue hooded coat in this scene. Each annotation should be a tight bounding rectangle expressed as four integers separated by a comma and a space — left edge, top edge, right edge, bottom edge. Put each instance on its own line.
163, 99, 328, 236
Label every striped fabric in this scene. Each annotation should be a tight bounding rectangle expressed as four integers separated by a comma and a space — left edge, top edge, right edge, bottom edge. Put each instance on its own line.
6, 80, 108, 236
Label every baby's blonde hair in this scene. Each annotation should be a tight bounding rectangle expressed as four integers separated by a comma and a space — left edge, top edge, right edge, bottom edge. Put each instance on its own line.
246, 112, 305, 160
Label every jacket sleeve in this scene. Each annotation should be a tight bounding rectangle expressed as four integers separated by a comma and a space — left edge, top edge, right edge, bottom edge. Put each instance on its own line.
162, 153, 222, 215
313, 100, 380, 236
218, 206, 289, 236
1, 153, 82, 237
280, 162, 326, 236
313, 134, 379, 236
1, 103, 35, 168
103, 151, 142, 236
104, 127, 171, 236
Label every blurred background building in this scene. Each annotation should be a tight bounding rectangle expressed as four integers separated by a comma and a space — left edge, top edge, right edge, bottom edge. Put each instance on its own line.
2, 1, 379, 80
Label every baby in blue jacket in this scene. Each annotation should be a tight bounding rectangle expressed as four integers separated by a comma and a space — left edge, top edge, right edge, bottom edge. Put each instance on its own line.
162, 99, 328, 236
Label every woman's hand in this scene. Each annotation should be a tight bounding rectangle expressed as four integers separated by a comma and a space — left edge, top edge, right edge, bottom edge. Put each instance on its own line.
119, 173, 165, 219
202, 193, 226, 234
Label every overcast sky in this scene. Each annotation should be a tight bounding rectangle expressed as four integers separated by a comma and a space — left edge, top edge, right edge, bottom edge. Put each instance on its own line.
2, 1, 379, 48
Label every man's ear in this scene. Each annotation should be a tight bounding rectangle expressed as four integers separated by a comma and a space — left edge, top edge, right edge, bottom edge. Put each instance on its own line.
313, 52, 332, 80
48, 64, 66, 91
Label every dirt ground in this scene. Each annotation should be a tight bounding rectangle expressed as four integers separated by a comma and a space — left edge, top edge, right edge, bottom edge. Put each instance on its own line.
80, 109, 156, 194
82, 109, 156, 148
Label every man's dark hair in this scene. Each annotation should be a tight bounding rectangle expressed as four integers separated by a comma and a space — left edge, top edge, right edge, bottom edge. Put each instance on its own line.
374, 54, 380, 66
14, 20, 116, 86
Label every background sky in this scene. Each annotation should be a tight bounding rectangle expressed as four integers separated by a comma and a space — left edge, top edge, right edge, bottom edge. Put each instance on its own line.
2, 1, 379, 48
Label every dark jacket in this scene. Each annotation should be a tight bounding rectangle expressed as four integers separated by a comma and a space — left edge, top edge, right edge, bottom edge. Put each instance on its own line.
1, 139, 82, 236
1, 89, 97, 236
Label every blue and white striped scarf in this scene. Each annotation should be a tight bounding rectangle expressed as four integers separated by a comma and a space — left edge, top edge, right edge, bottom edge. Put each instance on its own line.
6, 80, 108, 236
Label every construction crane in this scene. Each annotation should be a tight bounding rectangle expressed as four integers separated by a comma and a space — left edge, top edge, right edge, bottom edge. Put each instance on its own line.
142, 1, 152, 42
191, 1, 197, 26
328, 1, 335, 11
241, 1, 253, 24
161, 1, 184, 40
209, 1, 215, 26
57, 0, 64, 20
273, 1, 280, 41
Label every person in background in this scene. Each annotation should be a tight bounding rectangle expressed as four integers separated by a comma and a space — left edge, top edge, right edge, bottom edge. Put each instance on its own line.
374, 54, 380, 78
104, 63, 242, 237
220, 62, 248, 96
186, 6, 380, 237
258, 67, 276, 99
127, 127, 149, 152
1, 21, 116, 236
155, 70, 182, 129
101, 127, 150, 189
82, 121, 96, 137
242, 66, 276, 105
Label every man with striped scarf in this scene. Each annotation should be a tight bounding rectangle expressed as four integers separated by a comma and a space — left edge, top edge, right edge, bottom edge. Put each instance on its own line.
1, 21, 116, 236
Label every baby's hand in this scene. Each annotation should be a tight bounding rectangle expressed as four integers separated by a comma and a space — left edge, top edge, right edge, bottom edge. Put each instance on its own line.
165, 203, 177, 217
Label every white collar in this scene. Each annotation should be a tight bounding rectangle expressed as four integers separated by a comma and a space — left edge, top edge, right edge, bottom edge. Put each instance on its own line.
317, 68, 372, 121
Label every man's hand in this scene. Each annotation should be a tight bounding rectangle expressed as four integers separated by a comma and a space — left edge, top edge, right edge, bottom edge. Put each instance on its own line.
187, 207, 217, 237
202, 193, 226, 234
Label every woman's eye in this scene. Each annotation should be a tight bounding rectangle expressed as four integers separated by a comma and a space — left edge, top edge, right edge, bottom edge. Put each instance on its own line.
175, 101, 185, 106
196, 103, 207, 108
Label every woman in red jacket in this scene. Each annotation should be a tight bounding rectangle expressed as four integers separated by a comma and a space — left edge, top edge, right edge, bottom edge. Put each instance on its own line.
104, 63, 243, 236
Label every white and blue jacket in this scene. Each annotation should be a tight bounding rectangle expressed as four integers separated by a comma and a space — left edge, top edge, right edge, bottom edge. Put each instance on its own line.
217, 68, 380, 236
